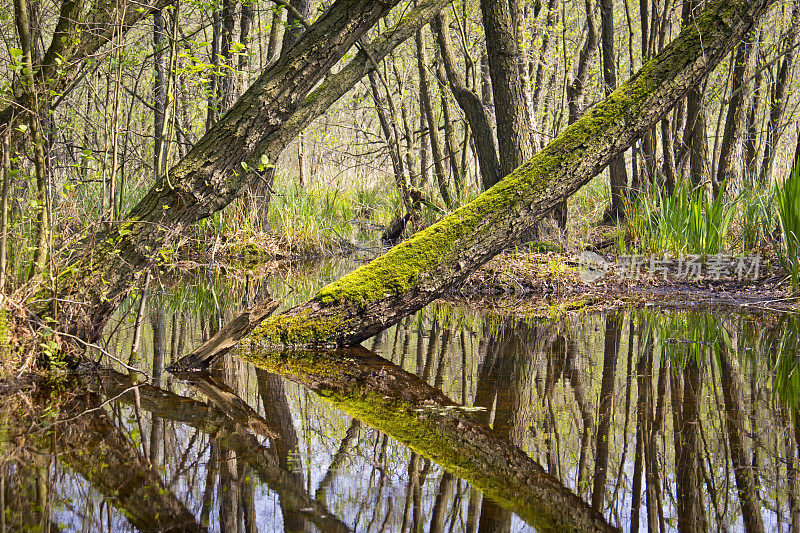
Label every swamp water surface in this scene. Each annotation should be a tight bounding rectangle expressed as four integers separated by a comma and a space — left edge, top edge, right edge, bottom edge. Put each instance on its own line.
1, 261, 799, 532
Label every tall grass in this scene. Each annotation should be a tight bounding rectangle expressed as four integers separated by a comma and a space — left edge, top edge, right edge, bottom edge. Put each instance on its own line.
620, 183, 734, 255
736, 183, 774, 252
775, 149, 800, 291
190, 172, 403, 257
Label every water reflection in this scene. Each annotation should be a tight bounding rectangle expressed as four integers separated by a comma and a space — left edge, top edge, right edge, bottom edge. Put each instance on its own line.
1, 283, 800, 531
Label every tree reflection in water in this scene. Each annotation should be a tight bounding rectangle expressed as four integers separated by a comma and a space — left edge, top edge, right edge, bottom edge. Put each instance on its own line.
1, 302, 799, 532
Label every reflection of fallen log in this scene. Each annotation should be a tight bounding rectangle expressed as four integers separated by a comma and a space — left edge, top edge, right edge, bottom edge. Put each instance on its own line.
92, 370, 352, 533
240, 346, 616, 532
1, 382, 204, 532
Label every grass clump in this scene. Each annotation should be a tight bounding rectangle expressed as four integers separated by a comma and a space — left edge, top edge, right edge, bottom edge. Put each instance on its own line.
620, 183, 734, 256
775, 149, 800, 291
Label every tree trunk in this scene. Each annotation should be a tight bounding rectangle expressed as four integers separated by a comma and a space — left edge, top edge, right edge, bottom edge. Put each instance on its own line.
0, 130, 9, 292
245, 345, 614, 532
258, 0, 776, 348
567, 0, 599, 125
743, 35, 764, 184
718, 338, 765, 532
758, 0, 799, 185
368, 70, 414, 216
600, 0, 629, 218
416, 28, 453, 209
154, 9, 168, 176
676, 358, 707, 532
436, 63, 465, 198
433, 13, 500, 190
562, 0, 599, 227
716, 31, 757, 193
591, 312, 622, 510
281, 0, 312, 53
15, 0, 50, 279
480, 0, 534, 178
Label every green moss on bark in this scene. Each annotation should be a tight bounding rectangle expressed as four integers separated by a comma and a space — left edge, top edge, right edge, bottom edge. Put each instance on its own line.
252, 310, 351, 346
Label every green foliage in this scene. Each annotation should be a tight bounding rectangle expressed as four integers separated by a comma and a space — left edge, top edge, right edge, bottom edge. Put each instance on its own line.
620, 183, 734, 255
774, 151, 800, 291
772, 316, 800, 408
264, 172, 399, 254
736, 182, 774, 252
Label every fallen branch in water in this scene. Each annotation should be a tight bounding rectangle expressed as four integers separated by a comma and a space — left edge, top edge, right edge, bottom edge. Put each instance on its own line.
168, 298, 278, 371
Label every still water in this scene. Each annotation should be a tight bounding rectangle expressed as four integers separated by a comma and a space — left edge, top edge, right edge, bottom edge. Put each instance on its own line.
1, 262, 799, 532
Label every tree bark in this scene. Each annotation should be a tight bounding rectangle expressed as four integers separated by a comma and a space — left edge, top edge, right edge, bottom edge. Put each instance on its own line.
433, 13, 501, 190
244, 345, 615, 533
14, 0, 50, 279
0, 130, 9, 292
281, 0, 312, 53
716, 31, 757, 194
367, 70, 415, 217
591, 312, 621, 510
258, 0, 777, 348
416, 28, 453, 209
758, 0, 799, 185
480, 0, 534, 178
600, 0, 629, 218
718, 338, 765, 532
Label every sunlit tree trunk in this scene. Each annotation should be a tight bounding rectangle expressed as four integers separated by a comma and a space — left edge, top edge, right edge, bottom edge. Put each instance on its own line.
480, 0, 533, 178
0, 131, 9, 292
600, 0, 629, 218
14, 0, 49, 279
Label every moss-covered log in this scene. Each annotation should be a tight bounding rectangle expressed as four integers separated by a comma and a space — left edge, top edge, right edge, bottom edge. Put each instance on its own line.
241, 345, 616, 532
257, 0, 776, 347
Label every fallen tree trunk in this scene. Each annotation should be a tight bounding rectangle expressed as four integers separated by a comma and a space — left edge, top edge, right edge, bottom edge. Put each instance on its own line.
169, 299, 278, 370
256, 0, 776, 347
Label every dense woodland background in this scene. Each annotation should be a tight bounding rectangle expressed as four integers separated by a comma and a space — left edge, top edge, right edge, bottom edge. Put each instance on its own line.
0, 0, 799, 291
